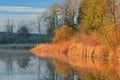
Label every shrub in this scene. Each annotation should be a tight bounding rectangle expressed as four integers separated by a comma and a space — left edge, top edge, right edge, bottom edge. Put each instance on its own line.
73, 32, 100, 46
52, 25, 75, 43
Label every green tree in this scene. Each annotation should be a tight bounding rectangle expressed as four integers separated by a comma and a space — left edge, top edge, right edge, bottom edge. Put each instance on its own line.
84, 0, 120, 47
77, 7, 84, 23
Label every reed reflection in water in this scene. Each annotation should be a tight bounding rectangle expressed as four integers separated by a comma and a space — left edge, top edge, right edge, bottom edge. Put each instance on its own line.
0, 49, 119, 80
32, 51, 120, 80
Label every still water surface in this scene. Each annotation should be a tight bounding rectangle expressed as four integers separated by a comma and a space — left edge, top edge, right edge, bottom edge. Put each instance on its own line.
0, 49, 120, 80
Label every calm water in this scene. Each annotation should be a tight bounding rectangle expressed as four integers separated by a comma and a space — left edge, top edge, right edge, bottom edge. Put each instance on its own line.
0, 49, 120, 80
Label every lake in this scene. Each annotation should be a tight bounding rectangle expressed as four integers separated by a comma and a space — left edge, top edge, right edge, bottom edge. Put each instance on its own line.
0, 49, 120, 80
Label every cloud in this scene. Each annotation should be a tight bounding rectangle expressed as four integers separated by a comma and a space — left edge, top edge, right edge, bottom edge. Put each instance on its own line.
0, 6, 46, 13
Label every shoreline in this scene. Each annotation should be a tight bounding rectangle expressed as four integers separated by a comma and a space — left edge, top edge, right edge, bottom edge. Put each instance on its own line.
31, 42, 120, 60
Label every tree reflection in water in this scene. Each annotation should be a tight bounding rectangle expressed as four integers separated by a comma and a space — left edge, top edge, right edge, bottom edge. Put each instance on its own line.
37, 57, 55, 80
0, 53, 31, 74
5, 55, 13, 75
16, 56, 30, 69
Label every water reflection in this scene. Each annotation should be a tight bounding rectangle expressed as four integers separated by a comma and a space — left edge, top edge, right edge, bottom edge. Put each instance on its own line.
31, 51, 120, 80
0, 50, 57, 80
17, 56, 30, 69
68, 56, 120, 80
0, 50, 120, 80
5, 55, 13, 75
52, 58, 77, 80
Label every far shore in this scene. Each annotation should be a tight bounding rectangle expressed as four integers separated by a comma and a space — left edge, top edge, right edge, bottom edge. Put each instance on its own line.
0, 49, 32, 54
0, 44, 36, 49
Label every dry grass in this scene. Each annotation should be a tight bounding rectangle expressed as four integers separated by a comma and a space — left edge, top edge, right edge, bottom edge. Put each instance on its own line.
31, 32, 120, 60
31, 41, 120, 60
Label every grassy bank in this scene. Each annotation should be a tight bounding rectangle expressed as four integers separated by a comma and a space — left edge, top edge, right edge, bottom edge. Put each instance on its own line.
31, 41, 120, 60
31, 41, 120, 79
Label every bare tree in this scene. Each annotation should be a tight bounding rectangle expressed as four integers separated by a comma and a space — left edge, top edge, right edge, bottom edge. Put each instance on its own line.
34, 16, 42, 35
60, 0, 80, 29
6, 19, 14, 33
42, 3, 62, 41
4, 19, 15, 43
31, 16, 42, 42
50, 3, 62, 28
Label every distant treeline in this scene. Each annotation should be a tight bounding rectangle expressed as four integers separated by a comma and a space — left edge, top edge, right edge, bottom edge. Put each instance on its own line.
0, 32, 48, 44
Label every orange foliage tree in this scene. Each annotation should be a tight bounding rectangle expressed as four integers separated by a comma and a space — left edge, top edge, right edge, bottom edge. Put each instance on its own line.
52, 25, 75, 43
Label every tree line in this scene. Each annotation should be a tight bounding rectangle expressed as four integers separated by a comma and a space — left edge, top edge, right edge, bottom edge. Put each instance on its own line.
0, 18, 48, 44
2, 0, 120, 47
44, 0, 120, 48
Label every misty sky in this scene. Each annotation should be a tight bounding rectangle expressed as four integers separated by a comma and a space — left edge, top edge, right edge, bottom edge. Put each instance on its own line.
0, 0, 61, 33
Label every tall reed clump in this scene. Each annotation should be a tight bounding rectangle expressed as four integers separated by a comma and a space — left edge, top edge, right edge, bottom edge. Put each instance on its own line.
68, 33, 110, 58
